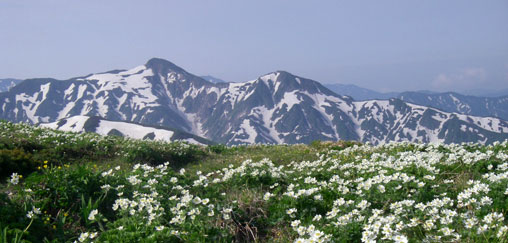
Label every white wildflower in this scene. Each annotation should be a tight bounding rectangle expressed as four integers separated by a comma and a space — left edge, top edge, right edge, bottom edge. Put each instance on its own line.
78, 232, 89, 242
291, 220, 301, 228
88, 209, 98, 221
313, 214, 322, 221
10, 173, 20, 185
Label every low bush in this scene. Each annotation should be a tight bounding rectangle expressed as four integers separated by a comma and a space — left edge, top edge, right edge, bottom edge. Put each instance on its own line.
123, 141, 205, 167
0, 149, 36, 180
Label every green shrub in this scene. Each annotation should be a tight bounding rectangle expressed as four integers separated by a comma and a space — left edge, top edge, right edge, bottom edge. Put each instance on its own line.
0, 149, 36, 180
208, 144, 228, 154
0, 193, 27, 232
0, 193, 46, 243
123, 141, 205, 167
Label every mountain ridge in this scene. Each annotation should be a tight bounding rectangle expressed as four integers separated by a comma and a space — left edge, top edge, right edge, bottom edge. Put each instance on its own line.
1, 58, 508, 145
324, 83, 508, 100
0, 78, 23, 92
324, 83, 508, 121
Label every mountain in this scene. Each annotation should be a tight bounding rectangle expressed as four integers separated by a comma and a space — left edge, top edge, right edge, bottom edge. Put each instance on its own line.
1, 57, 508, 145
323, 83, 398, 100
0, 79, 22, 92
325, 83, 508, 121
200, 75, 227, 83
324, 83, 442, 101
397, 92, 508, 121
39, 115, 212, 145
462, 88, 508, 98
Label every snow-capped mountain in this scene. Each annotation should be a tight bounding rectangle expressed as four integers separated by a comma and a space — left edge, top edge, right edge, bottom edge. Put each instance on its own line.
39, 115, 212, 145
325, 83, 508, 121
1, 58, 508, 145
397, 92, 508, 121
0, 79, 22, 92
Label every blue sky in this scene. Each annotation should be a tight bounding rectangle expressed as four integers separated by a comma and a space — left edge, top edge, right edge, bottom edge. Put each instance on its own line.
1, 0, 507, 92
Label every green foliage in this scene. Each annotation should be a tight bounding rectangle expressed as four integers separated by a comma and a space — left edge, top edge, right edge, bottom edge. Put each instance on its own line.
1, 121, 508, 242
0, 225, 27, 243
0, 193, 27, 234
0, 120, 206, 168
0, 149, 36, 180
122, 140, 205, 167
309, 140, 361, 152
0, 193, 46, 243
208, 144, 228, 154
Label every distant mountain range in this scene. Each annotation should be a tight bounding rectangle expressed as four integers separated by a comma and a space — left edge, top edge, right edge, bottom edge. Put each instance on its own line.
324, 84, 508, 121
324, 83, 508, 100
200, 75, 227, 83
461, 88, 508, 98
324, 83, 400, 100
0, 79, 22, 92
397, 92, 508, 121
1, 58, 507, 145
39, 115, 212, 145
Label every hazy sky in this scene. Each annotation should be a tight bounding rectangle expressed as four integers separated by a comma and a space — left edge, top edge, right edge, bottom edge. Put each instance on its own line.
1, 0, 507, 92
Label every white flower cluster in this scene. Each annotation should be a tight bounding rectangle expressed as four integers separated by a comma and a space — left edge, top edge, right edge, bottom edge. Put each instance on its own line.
76, 231, 97, 243
292, 222, 331, 243
222, 141, 508, 242
110, 163, 170, 227
26, 206, 41, 219
106, 161, 220, 238
10, 172, 20, 185
88, 209, 99, 221
21, 138, 502, 242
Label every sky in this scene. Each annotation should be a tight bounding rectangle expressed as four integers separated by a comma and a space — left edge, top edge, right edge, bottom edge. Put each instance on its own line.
1, 0, 507, 93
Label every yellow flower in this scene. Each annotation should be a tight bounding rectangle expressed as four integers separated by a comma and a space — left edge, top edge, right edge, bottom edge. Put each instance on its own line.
58, 166, 62, 169
64, 212, 68, 217
43, 165, 48, 169
38, 166, 41, 170
44, 160, 48, 164
19, 175, 22, 178
52, 225, 56, 229
93, 164, 97, 169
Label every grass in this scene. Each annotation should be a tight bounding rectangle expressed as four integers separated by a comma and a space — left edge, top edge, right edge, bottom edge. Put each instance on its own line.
1, 120, 508, 242
187, 144, 321, 175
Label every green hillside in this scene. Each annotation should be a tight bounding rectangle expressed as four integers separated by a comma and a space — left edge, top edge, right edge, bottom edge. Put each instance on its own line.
1, 120, 507, 242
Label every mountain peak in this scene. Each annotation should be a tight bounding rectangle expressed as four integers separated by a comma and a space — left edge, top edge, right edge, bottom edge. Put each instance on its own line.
267, 70, 294, 77
273, 70, 292, 75
145, 57, 186, 74
258, 70, 296, 83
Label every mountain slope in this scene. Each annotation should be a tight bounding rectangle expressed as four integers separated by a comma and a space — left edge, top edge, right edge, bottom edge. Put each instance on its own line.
325, 83, 508, 122
1, 58, 508, 145
39, 115, 212, 145
324, 83, 399, 100
398, 92, 508, 121
0, 78, 22, 92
